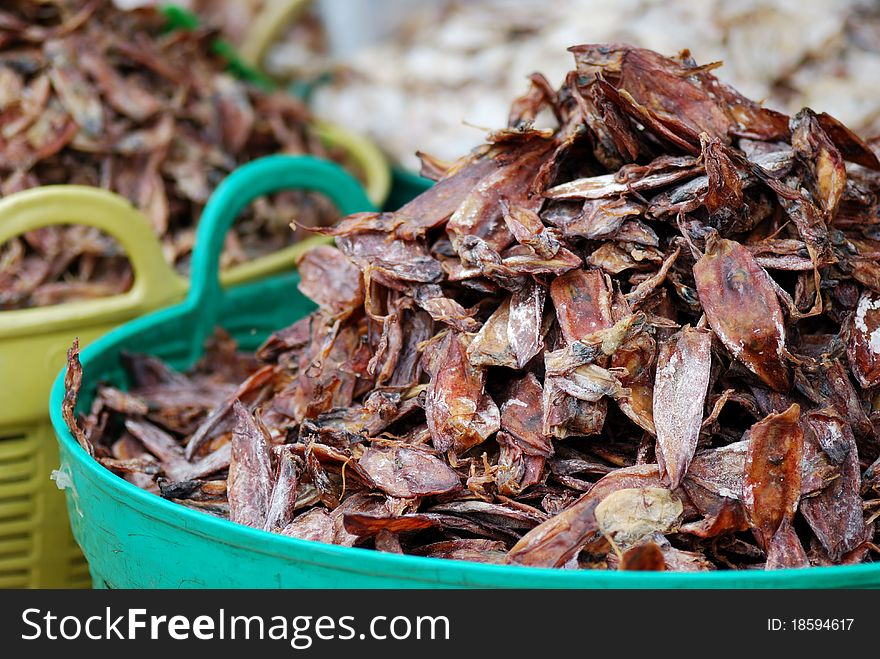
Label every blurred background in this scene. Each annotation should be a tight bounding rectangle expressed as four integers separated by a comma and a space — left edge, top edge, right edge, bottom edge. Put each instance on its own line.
159, 0, 880, 170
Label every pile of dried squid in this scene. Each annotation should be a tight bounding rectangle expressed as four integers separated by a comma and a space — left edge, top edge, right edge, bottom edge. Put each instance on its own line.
1, 0, 350, 310
66, 43, 880, 571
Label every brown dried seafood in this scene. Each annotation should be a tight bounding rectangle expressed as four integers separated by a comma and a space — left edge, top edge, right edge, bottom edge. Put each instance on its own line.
0, 0, 352, 309
66, 43, 880, 571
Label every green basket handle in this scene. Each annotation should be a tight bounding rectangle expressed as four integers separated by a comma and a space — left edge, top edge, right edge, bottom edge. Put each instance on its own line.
0, 186, 186, 335
161, 3, 276, 90
186, 154, 374, 345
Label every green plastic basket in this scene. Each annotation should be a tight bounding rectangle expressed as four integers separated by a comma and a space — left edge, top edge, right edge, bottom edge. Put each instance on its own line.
48, 159, 880, 588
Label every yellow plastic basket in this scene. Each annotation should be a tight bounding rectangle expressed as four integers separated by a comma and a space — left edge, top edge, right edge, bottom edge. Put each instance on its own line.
0, 421, 91, 588
0, 186, 187, 588
0, 153, 375, 588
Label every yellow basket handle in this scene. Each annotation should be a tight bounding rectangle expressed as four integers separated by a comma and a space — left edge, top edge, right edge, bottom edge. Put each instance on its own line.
312, 120, 391, 209
238, 0, 311, 70
0, 186, 187, 335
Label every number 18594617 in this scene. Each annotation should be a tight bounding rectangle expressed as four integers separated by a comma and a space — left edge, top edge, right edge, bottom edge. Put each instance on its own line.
767, 619, 854, 631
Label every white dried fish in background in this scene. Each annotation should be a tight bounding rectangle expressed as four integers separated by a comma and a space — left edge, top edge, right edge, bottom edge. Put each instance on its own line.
306, 0, 880, 169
